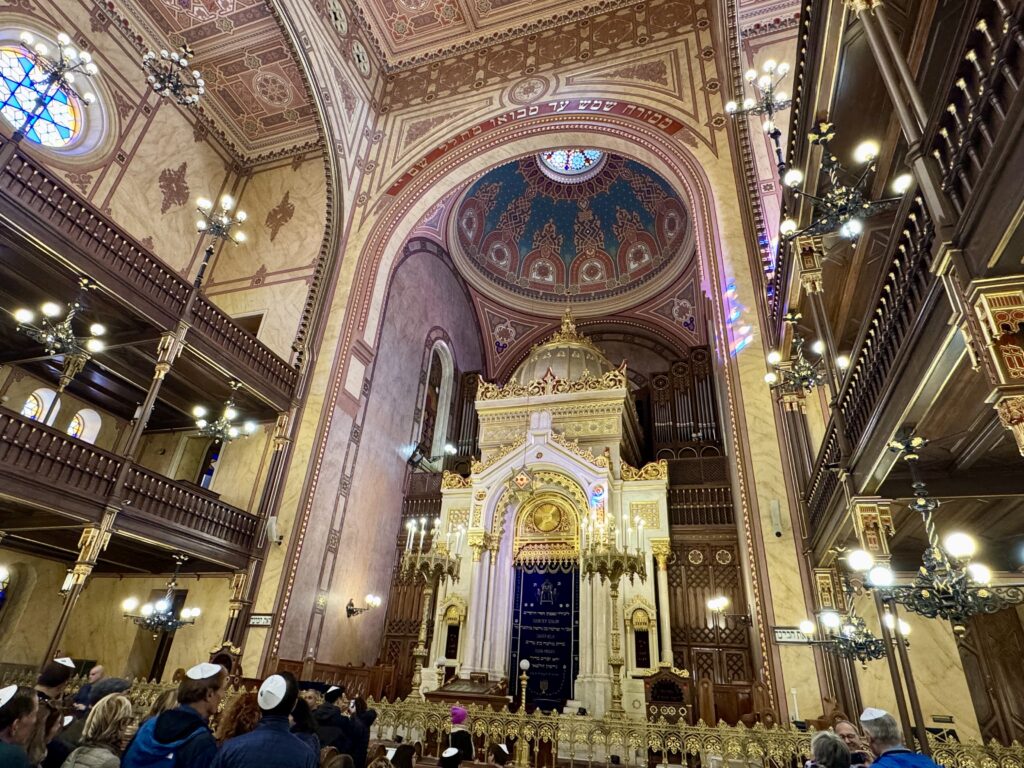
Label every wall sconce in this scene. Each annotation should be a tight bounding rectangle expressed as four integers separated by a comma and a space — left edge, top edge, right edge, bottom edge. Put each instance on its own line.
706, 595, 753, 627
59, 568, 74, 596
346, 594, 382, 618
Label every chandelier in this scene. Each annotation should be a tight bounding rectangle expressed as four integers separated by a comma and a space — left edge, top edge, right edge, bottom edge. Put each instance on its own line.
11, 278, 106, 358
121, 555, 201, 637
763, 311, 849, 394
725, 59, 792, 174
142, 45, 205, 106
848, 434, 1024, 635
193, 382, 257, 444
780, 123, 911, 242
16, 30, 99, 114
798, 606, 888, 667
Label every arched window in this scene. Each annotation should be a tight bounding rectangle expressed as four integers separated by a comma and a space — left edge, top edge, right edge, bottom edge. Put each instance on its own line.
537, 148, 606, 182
21, 388, 59, 425
66, 408, 101, 443
0, 45, 83, 147
418, 340, 455, 460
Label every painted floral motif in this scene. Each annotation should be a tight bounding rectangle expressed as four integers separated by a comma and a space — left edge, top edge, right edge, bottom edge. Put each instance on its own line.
493, 319, 517, 354
265, 190, 295, 242
158, 162, 189, 214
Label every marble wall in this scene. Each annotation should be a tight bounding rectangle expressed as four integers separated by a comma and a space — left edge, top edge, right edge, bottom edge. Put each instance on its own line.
0, 550, 66, 665
299, 247, 484, 666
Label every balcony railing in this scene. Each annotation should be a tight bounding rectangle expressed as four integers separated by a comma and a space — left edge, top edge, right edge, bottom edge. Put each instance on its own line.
0, 407, 258, 568
0, 135, 297, 408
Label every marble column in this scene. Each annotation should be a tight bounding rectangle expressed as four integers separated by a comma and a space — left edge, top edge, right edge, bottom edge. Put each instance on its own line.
651, 539, 674, 667
462, 542, 487, 672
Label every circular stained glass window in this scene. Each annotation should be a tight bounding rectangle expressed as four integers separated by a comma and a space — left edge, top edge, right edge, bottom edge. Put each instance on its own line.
537, 148, 606, 182
0, 46, 82, 147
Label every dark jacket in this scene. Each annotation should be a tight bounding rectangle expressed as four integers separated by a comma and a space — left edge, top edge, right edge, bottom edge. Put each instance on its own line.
871, 748, 942, 768
312, 703, 357, 756
440, 727, 475, 768
122, 705, 217, 768
350, 710, 377, 768
291, 729, 320, 757
0, 741, 32, 768
211, 715, 317, 768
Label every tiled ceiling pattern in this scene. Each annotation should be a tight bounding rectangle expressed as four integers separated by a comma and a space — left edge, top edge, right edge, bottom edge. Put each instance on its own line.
348, 0, 643, 68
120, 0, 319, 159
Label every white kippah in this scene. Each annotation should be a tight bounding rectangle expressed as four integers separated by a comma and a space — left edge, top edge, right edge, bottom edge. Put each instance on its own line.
442, 748, 460, 758
327, 686, 340, 694
54, 657, 75, 669
186, 662, 222, 680
62, 715, 73, 727
0, 685, 15, 709
386, 749, 397, 761
860, 707, 888, 721
498, 745, 509, 755
258, 675, 288, 710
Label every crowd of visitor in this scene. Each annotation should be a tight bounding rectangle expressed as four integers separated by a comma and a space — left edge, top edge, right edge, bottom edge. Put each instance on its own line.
0, 656, 945, 768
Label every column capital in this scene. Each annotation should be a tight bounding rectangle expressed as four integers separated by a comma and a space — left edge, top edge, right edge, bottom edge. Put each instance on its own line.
777, 389, 806, 412
272, 411, 291, 450
848, 496, 895, 556
845, 0, 883, 13
650, 538, 671, 570
995, 395, 1024, 456
796, 235, 826, 295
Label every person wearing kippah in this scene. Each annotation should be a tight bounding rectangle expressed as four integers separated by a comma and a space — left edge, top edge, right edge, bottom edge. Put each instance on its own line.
211, 672, 317, 768
859, 709, 941, 768
0, 685, 38, 768
439, 707, 474, 768
122, 662, 226, 768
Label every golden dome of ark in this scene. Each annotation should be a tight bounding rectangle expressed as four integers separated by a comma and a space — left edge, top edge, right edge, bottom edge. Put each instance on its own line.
511, 309, 621, 385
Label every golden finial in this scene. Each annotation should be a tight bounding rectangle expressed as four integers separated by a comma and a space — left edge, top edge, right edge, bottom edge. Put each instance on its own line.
548, 305, 588, 344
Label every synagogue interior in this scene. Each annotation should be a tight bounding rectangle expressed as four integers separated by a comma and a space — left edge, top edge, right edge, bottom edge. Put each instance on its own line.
2, 0, 1024, 763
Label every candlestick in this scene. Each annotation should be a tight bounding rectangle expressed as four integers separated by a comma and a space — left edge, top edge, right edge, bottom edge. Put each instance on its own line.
418, 517, 427, 552
406, 521, 415, 551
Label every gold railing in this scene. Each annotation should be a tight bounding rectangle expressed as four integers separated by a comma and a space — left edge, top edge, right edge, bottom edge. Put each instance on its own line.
7, 671, 1024, 768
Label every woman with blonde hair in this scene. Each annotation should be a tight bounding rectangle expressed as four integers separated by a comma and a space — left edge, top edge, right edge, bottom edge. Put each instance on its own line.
62, 693, 135, 768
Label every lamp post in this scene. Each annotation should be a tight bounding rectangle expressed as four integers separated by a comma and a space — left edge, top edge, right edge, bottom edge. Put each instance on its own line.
401, 518, 460, 699
11, 30, 99, 143
725, 59, 792, 175
9, 277, 107, 424
580, 514, 646, 717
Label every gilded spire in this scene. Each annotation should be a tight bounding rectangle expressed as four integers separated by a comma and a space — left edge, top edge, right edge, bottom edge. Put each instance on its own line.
549, 305, 588, 344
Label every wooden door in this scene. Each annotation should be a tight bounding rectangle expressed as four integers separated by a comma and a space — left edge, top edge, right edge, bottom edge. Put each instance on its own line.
959, 608, 1024, 743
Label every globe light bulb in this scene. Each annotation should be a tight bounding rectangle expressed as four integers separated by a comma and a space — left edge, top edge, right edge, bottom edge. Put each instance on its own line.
883, 613, 895, 629
234, 231, 246, 244
520, 659, 530, 671
81, 92, 96, 106
767, 350, 782, 365
783, 168, 804, 188
780, 218, 798, 236
155, 599, 169, 613
898, 619, 911, 636
41, 302, 61, 318
846, 549, 874, 572
762, 59, 777, 73
742, 97, 755, 110
79, 51, 92, 64
724, 101, 737, 114
944, 532, 976, 559
892, 173, 914, 195
868, 565, 895, 587
758, 75, 772, 90
57, 32, 71, 45
764, 372, 778, 385
140, 603, 154, 617
836, 354, 851, 370
85, 338, 105, 353
853, 140, 880, 164
220, 194, 234, 211
799, 619, 816, 636
745, 69, 757, 82
244, 421, 257, 434
777, 62, 790, 75
820, 611, 841, 629
840, 218, 863, 238
191, 607, 201, 617
196, 220, 207, 231
122, 596, 139, 612
192, 405, 208, 418
225, 407, 238, 421
19, 32, 35, 47
235, 210, 247, 223
967, 562, 991, 585
65, 47, 78, 61
774, 90, 788, 103
89, 323, 106, 336
811, 340, 825, 355
34, 43, 49, 57
13, 308, 34, 324
196, 419, 208, 429
197, 197, 212, 211
228, 426, 239, 438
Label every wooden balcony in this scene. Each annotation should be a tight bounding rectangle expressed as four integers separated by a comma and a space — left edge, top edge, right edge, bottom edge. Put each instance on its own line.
0, 134, 297, 410
0, 407, 258, 570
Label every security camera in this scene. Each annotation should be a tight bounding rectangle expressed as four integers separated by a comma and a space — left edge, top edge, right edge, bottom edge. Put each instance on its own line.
770, 499, 783, 539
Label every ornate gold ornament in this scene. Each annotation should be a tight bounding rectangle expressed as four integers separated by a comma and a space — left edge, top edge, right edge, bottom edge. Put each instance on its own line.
477, 367, 629, 401
549, 431, 610, 468
471, 436, 526, 474
995, 395, 1024, 456
621, 459, 668, 481
629, 501, 660, 529
441, 470, 473, 489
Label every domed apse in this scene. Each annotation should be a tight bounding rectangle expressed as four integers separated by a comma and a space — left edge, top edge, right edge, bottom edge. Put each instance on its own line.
453, 150, 690, 307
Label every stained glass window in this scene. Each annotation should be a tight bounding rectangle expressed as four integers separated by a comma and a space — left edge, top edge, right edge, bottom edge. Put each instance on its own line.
21, 392, 43, 421
538, 148, 605, 177
0, 46, 82, 147
68, 412, 85, 439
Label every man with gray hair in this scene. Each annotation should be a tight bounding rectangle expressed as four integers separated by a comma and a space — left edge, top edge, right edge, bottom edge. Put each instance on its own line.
859, 709, 941, 768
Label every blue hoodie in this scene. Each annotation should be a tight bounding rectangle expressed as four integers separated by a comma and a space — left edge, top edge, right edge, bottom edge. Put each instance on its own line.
122, 705, 217, 768
872, 747, 943, 768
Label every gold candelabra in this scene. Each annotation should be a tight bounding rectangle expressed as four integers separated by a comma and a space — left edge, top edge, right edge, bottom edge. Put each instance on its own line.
401, 517, 460, 698
580, 511, 646, 717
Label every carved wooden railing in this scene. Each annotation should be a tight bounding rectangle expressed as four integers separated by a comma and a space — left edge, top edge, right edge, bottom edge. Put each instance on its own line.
668, 486, 734, 526
274, 659, 397, 701
0, 135, 297, 407
0, 407, 258, 567
804, 419, 841, 533
929, 0, 1024, 219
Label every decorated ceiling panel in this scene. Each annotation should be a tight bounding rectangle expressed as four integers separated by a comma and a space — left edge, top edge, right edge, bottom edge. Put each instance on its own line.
452, 152, 690, 307
116, 0, 319, 159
